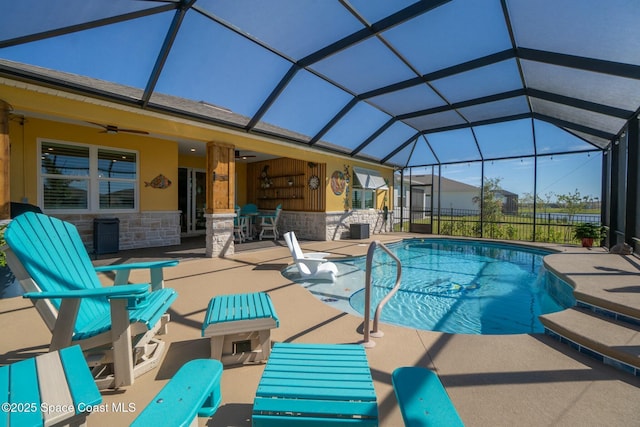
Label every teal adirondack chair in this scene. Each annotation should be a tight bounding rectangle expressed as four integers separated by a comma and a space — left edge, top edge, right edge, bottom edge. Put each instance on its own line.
2, 212, 179, 389
1, 345, 224, 426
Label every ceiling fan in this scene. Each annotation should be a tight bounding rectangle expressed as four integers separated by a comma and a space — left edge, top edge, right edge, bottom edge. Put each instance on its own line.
235, 150, 256, 160
87, 122, 149, 135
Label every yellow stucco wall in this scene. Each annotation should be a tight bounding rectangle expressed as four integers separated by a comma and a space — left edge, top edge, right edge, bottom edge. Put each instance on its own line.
177, 154, 205, 169
324, 158, 391, 212
2, 80, 393, 213
8, 116, 178, 211
235, 162, 248, 207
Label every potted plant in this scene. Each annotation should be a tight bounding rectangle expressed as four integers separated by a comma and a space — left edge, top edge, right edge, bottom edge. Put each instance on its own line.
572, 222, 605, 248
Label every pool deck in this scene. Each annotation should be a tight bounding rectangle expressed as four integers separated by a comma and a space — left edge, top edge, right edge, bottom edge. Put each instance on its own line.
1, 233, 640, 426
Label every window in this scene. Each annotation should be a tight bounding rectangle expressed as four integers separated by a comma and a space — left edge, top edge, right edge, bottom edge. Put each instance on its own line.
351, 167, 388, 210
352, 188, 376, 209
40, 140, 138, 212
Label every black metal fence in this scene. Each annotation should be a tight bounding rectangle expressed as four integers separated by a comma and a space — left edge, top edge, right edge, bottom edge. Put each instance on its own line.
392, 207, 602, 245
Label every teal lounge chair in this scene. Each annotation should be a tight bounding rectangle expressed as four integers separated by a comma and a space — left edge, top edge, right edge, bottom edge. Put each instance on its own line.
252, 343, 378, 426
1, 345, 223, 426
3, 212, 178, 389
392, 367, 464, 427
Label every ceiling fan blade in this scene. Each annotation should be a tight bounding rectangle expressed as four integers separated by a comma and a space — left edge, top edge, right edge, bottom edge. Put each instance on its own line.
86, 121, 148, 135
87, 121, 107, 129
118, 128, 150, 135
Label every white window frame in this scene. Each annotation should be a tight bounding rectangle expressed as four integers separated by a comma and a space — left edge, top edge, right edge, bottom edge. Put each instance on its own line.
38, 138, 139, 214
352, 167, 388, 210
351, 188, 376, 210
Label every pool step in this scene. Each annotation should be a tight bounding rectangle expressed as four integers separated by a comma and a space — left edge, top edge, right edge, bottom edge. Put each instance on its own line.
540, 306, 640, 376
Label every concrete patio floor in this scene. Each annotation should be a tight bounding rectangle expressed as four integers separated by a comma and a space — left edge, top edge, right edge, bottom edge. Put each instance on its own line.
1, 233, 639, 426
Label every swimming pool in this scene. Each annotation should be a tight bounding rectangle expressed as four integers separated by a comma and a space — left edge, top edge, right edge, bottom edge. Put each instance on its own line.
282, 239, 575, 335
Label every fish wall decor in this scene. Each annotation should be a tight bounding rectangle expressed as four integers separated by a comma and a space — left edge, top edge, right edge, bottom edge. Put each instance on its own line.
145, 174, 172, 189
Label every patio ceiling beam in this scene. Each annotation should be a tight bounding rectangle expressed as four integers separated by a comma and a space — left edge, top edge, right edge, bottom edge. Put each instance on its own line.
392, 87, 631, 127
142, 0, 196, 107
309, 98, 359, 146
0, 4, 176, 48
527, 89, 634, 119
405, 134, 442, 168
421, 113, 532, 135
350, 118, 395, 156
533, 113, 616, 141
245, 65, 299, 131
421, 134, 440, 166
244, 1, 451, 134
298, 0, 451, 67
412, 145, 602, 169
397, 88, 526, 120
381, 132, 422, 164
500, 0, 534, 125
518, 48, 640, 80
360, 49, 515, 100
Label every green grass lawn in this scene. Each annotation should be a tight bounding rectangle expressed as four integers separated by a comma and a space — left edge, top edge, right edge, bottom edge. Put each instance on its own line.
394, 211, 603, 245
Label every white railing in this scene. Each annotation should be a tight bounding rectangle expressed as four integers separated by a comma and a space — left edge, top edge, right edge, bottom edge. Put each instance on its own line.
362, 240, 402, 348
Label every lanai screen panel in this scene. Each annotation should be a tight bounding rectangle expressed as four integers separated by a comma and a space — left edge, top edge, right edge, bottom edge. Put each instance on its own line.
3, 0, 640, 167
534, 120, 603, 155
458, 97, 531, 123
1, 12, 171, 90
359, 122, 418, 161
256, 70, 353, 141
197, 0, 364, 61
319, 102, 391, 153
474, 119, 535, 159
507, 0, 640, 65
368, 85, 445, 117
427, 128, 481, 164
2, 0, 158, 41
382, 0, 512, 74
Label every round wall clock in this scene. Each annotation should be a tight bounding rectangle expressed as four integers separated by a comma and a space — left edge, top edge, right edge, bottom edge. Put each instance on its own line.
308, 175, 320, 190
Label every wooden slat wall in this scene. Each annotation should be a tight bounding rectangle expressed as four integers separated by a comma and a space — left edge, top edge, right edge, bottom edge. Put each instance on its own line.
247, 158, 325, 212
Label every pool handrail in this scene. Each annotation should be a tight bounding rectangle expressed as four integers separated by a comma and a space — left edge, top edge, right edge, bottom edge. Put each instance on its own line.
362, 240, 402, 348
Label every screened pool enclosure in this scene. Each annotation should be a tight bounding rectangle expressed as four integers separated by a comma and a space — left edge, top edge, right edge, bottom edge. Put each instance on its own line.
1, 0, 639, 250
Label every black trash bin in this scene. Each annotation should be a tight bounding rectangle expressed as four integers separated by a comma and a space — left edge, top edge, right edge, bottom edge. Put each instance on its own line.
350, 223, 370, 239
93, 218, 120, 255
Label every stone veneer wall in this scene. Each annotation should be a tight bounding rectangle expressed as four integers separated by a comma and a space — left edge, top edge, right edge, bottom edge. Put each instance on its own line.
56, 211, 181, 252
205, 213, 235, 257
278, 209, 389, 241
52, 209, 392, 257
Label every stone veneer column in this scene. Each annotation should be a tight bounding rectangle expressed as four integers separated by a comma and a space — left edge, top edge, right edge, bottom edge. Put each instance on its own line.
205, 213, 235, 257
205, 141, 235, 257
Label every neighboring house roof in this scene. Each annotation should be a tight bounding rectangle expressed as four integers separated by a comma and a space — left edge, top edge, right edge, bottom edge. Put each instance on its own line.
399, 175, 519, 197
401, 175, 480, 193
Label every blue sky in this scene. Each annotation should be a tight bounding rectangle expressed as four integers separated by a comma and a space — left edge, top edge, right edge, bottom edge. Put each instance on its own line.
441, 151, 603, 201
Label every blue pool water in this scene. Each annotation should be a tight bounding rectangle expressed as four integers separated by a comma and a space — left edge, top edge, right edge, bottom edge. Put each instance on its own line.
282, 239, 575, 335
